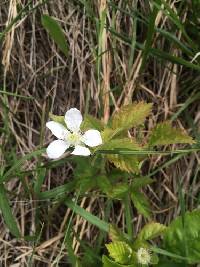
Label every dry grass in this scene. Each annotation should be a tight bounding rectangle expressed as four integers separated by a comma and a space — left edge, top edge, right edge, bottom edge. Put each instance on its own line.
0, 0, 200, 266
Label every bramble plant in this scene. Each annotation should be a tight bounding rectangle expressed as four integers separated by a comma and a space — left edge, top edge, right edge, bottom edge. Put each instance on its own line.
45, 101, 199, 267
1, 5, 200, 266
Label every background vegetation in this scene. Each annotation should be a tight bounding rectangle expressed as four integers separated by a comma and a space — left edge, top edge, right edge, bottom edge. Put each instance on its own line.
0, 0, 200, 266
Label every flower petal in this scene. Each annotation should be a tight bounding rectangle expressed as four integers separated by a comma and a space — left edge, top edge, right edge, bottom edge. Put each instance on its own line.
65, 108, 82, 132
71, 145, 90, 156
46, 140, 69, 159
82, 129, 102, 147
46, 121, 69, 139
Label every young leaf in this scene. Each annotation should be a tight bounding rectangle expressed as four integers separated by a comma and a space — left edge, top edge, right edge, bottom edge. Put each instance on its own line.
108, 154, 141, 173
109, 224, 128, 243
106, 241, 133, 265
132, 177, 154, 189
112, 102, 152, 130
81, 114, 104, 131
131, 191, 151, 218
163, 210, 200, 264
149, 121, 194, 146
41, 15, 68, 56
101, 128, 125, 143
101, 138, 143, 173
48, 113, 65, 125
109, 183, 129, 199
138, 222, 166, 241
102, 255, 135, 267
96, 175, 112, 194
100, 137, 142, 154
0, 185, 21, 237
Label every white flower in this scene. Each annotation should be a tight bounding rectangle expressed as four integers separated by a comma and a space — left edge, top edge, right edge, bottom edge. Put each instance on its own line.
46, 108, 102, 159
136, 247, 151, 265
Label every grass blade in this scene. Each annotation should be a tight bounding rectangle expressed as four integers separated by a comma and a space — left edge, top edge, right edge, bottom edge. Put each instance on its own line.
65, 199, 109, 232
1, 148, 45, 183
0, 184, 21, 237
140, 2, 159, 72
41, 14, 68, 57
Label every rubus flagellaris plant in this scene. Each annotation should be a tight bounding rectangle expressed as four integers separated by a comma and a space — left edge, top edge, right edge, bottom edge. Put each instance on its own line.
45, 101, 200, 266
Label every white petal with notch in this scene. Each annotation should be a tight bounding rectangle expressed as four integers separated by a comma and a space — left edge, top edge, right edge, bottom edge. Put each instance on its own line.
82, 129, 102, 147
46, 121, 69, 139
71, 145, 91, 156
65, 108, 82, 132
46, 140, 69, 159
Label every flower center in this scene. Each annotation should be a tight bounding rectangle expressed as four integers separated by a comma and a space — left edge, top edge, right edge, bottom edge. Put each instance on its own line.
136, 248, 151, 265
67, 132, 82, 146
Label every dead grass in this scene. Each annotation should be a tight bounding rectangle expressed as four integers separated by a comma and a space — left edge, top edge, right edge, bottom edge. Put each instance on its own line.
0, 0, 200, 266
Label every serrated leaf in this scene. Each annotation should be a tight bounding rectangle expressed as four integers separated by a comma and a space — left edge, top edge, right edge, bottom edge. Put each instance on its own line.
102, 138, 143, 173
163, 210, 200, 264
109, 183, 129, 199
101, 128, 126, 143
102, 255, 136, 267
96, 175, 112, 194
101, 138, 142, 153
42, 15, 68, 56
0, 185, 21, 237
131, 191, 151, 218
109, 224, 128, 243
106, 241, 133, 265
112, 102, 152, 130
138, 222, 166, 241
108, 155, 141, 173
102, 256, 121, 267
132, 177, 154, 189
81, 114, 104, 131
73, 157, 99, 192
149, 121, 194, 146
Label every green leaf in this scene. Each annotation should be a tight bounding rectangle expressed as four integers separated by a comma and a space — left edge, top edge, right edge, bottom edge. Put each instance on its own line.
65, 199, 109, 232
108, 155, 141, 174
81, 114, 104, 131
96, 175, 112, 194
41, 15, 68, 56
163, 210, 200, 264
149, 121, 195, 146
138, 222, 166, 241
106, 241, 133, 265
101, 138, 143, 173
151, 253, 159, 265
132, 177, 154, 189
101, 128, 125, 143
39, 181, 75, 199
0, 185, 21, 237
73, 157, 101, 192
156, 261, 182, 267
101, 138, 142, 151
156, 261, 183, 267
102, 255, 131, 267
1, 148, 45, 183
140, 2, 159, 71
109, 224, 128, 243
131, 191, 151, 218
112, 102, 152, 130
48, 113, 65, 125
34, 167, 46, 195
109, 183, 129, 199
